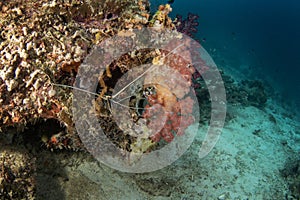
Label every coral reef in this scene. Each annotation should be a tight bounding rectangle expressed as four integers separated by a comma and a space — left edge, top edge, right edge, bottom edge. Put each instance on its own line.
224, 78, 268, 108
141, 52, 196, 142
86, 36, 199, 151
280, 156, 300, 199
239, 80, 268, 108
150, 4, 175, 30
0, 0, 154, 196
174, 13, 199, 38
0, 0, 150, 151
0, 0, 281, 197
0, 0, 201, 152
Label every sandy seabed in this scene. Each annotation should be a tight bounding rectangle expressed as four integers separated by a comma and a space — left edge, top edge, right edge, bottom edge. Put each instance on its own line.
34, 94, 299, 200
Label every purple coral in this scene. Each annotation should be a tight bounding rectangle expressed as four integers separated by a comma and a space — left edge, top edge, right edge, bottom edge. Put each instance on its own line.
175, 13, 199, 38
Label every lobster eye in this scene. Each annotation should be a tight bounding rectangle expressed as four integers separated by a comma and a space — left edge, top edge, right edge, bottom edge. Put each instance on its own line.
143, 90, 150, 96
143, 86, 156, 97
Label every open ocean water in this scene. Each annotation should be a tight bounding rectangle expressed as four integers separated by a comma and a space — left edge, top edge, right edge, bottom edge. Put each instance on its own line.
152, 0, 300, 113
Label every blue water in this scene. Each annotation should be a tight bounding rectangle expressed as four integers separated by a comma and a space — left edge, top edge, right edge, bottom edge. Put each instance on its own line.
152, 0, 300, 113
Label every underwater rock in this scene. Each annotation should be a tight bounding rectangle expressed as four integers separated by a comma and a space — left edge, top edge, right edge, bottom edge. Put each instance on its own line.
0, 0, 201, 154
80, 30, 201, 155
223, 78, 268, 108
135, 176, 176, 197
280, 156, 300, 199
0, 146, 36, 199
240, 80, 268, 108
0, 0, 150, 150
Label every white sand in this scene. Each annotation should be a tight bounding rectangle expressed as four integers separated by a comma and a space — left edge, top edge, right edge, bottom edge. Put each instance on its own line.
58, 97, 299, 199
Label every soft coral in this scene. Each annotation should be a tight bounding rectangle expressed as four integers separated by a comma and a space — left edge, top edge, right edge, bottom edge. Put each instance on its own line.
175, 13, 199, 38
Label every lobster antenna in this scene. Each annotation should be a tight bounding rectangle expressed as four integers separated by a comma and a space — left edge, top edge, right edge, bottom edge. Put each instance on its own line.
52, 43, 186, 110
52, 83, 101, 97
52, 83, 145, 110
112, 43, 185, 99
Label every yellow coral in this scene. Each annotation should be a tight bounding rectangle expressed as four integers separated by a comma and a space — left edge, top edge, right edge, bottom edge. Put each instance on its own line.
131, 138, 155, 153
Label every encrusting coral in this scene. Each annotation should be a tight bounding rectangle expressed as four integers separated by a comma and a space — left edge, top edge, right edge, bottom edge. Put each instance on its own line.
0, 0, 203, 153
0, 0, 152, 151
